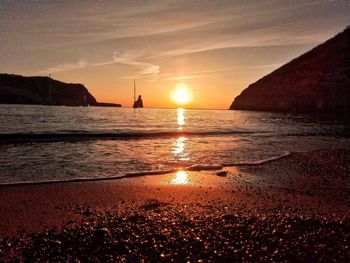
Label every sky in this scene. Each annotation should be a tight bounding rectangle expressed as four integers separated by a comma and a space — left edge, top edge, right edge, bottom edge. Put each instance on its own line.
1, 0, 349, 109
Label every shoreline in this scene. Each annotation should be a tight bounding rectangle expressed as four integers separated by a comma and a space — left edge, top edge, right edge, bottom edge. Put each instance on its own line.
0, 152, 292, 187
0, 149, 349, 261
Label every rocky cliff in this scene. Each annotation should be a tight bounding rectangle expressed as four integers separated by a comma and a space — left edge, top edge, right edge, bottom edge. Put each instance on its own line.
0, 74, 121, 107
230, 28, 350, 114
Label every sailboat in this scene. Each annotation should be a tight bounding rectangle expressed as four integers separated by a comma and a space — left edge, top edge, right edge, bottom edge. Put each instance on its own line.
132, 80, 143, 108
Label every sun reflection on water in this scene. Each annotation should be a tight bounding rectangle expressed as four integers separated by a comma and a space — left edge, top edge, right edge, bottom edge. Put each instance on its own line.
172, 136, 190, 161
171, 170, 188, 185
177, 108, 185, 129
172, 136, 186, 153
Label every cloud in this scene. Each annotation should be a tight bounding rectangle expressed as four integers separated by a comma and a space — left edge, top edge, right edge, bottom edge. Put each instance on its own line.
37, 59, 87, 74
37, 51, 160, 79
93, 51, 160, 78
159, 63, 282, 81
11, 0, 350, 84
153, 26, 325, 59
111, 51, 160, 78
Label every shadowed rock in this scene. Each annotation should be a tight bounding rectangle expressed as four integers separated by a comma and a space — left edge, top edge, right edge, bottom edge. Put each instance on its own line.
0, 73, 121, 107
230, 28, 350, 114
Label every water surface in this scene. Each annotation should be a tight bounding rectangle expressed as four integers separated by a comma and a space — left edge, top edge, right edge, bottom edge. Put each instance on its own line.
0, 105, 349, 184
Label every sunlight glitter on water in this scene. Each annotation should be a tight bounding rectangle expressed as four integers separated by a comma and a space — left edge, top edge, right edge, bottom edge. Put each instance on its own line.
172, 136, 190, 161
177, 108, 185, 129
171, 171, 188, 185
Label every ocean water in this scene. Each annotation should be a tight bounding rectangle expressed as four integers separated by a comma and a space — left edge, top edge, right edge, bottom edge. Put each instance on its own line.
0, 105, 349, 184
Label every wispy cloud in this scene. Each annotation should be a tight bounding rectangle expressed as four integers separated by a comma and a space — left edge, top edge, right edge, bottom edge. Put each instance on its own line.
37, 51, 160, 79
153, 26, 326, 58
37, 59, 87, 74
112, 51, 160, 78
159, 63, 283, 81
93, 51, 160, 78
160, 67, 236, 81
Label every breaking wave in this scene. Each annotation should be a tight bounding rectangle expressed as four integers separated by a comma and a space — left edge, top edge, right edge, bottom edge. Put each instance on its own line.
0, 152, 291, 186
0, 130, 263, 143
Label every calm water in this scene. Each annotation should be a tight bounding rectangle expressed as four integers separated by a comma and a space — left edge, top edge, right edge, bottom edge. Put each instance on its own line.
0, 105, 349, 184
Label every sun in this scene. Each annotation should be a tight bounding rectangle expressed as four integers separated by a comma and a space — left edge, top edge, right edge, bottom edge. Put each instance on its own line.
170, 83, 193, 106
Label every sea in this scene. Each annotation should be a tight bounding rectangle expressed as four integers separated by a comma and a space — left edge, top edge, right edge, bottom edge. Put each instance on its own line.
0, 105, 349, 185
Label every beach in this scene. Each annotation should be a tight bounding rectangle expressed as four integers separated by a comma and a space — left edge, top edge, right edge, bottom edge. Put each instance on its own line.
1, 1, 350, 261
1, 149, 349, 262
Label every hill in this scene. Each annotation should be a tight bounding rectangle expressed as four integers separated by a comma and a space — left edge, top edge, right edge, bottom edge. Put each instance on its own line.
230, 28, 350, 114
0, 74, 121, 107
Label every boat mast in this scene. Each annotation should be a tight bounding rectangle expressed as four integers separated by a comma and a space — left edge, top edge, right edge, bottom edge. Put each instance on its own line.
134, 79, 136, 103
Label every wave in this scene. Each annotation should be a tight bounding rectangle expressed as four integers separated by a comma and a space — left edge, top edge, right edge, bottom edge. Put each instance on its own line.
0, 129, 347, 144
0, 152, 291, 186
0, 130, 261, 143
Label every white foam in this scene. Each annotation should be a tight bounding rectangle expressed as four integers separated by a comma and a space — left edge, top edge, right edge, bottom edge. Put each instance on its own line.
0, 152, 292, 186
222, 152, 291, 166
187, 164, 223, 171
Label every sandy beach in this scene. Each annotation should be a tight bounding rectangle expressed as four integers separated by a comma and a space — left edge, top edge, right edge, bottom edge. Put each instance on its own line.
0, 149, 349, 262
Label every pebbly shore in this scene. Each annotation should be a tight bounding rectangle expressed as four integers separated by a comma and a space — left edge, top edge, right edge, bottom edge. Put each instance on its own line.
0, 149, 349, 262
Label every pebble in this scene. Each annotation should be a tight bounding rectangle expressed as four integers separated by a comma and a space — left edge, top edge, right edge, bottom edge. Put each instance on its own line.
216, 171, 228, 177
1, 150, 349, 261
0, 204, 348, 262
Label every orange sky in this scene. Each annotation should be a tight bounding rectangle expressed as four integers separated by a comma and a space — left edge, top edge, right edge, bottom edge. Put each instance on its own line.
1, 1, 349, 109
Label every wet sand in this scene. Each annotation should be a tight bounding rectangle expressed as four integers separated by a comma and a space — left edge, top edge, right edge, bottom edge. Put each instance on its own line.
0, 149, 349, 261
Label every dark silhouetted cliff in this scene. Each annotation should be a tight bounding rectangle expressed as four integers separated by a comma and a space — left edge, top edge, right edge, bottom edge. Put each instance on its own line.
230, 28, 350, 114
0, 74, 121, 107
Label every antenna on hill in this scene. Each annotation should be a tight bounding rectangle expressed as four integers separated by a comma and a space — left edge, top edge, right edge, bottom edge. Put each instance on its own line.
48, 73, 52, 104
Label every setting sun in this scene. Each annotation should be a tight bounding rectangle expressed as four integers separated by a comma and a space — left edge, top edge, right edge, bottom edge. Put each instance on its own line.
170, 84, 193, 106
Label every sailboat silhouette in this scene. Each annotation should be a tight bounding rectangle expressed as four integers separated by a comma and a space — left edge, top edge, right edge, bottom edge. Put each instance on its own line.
133, 80, 143, 108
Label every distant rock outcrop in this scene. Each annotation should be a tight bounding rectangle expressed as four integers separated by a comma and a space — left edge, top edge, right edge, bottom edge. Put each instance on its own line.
0, 74, 121, 107
230, 28, 350, 114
